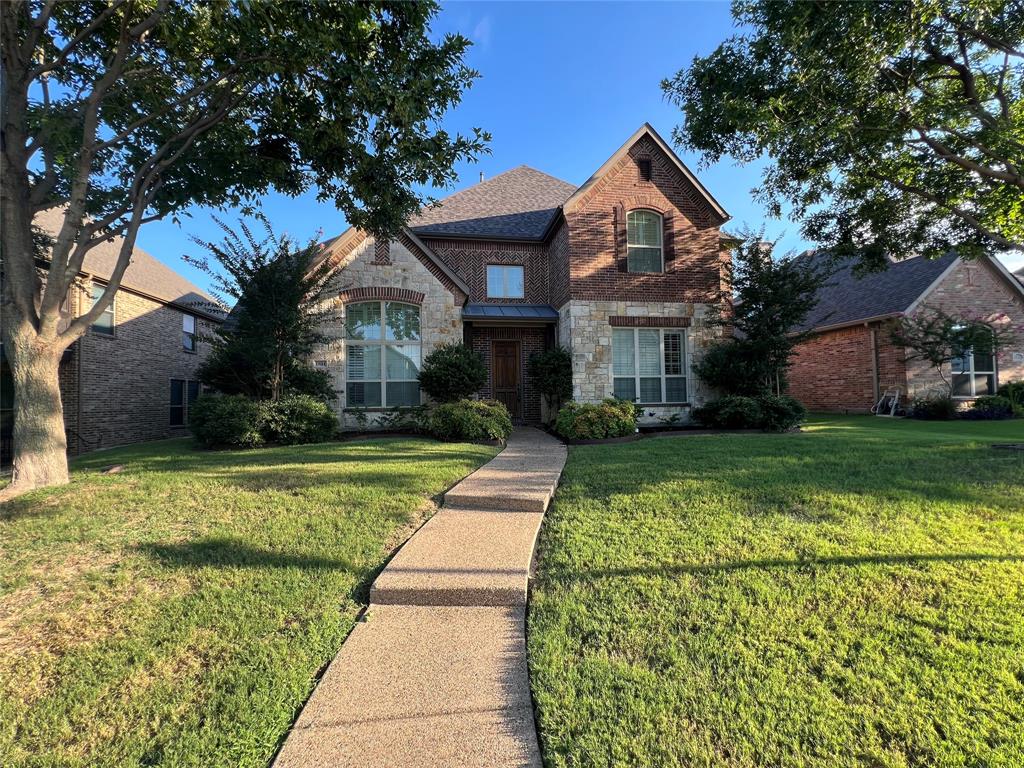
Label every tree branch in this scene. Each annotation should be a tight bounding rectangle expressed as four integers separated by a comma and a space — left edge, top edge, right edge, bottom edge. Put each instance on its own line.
912, 126, 1024, 189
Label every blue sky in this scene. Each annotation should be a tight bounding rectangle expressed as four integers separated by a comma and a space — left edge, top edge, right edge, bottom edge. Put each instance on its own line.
137, 1, 1024, 292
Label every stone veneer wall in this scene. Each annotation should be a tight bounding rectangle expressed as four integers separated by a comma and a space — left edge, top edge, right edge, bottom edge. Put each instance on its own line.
558, 299, 721, 424
317, 235, 464, 429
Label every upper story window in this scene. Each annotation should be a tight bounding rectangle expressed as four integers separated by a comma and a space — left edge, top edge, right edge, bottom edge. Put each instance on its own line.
486, 265, 525, 298
952, 327, 996, 397
182, 314, 197, 352
90, 283, 115, 335
626, 210, 663, 273
345, 301, 421, 408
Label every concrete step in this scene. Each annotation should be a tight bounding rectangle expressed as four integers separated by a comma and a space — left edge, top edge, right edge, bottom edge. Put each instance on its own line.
370, 509, 545, 607
273, 605, 540, 768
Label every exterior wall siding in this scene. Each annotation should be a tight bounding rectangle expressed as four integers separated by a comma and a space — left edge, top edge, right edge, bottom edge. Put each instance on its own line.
420, 237, 551, 305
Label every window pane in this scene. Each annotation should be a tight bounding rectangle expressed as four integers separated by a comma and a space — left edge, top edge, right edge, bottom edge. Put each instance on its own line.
666, 376, 687, 402
951, 353, 969, 373
627, 247, 662, 273
626, 211, 662, 247
639, 377, 661, 403
183, 332, 196, 351
183, 314, 196, 333
638, 330, 661, 375
345, 302, 382, 340
664, 332, 683, 375
170, 380, 185, 406
187, 380, 200, 405
972, 350, 994, 373
975, 374, 995, 395
487, 265, 525, 298
613, 377, 636, 401
386, 381, 420, 407
347, 381, 382, 407
386, 344, 421, 379
91, 285, 115, 334
386, 303, 420, 341
169, 407, 184, 427
347, 344, 381, 380
952, 374, 972, 397
612, 329, 635, 376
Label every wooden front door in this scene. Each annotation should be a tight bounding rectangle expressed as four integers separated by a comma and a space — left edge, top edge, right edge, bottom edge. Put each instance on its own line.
492, 340, 521, 421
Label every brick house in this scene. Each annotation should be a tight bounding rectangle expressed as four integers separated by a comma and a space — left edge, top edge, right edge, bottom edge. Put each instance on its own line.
1, 208, 222, 462
788, 251, 1024, 413
312, 124, 733, 426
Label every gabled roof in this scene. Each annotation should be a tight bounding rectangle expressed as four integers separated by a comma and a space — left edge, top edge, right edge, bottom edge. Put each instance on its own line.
795, 250, 961, 333
34, 207, 223, 320
408, 165, 577, 241
563, 123, 729, 221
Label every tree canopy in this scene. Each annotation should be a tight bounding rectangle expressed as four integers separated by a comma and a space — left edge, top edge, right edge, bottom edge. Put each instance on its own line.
664, 0, 1023, 271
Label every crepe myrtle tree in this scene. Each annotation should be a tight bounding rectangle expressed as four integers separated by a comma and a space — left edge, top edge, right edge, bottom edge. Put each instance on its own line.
0, 0, 489, 496
665, 0, 1024, 272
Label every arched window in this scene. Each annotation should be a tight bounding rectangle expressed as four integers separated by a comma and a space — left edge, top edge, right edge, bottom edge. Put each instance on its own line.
951, 325, 996, 397
345, 301, 421, 407
626, 210, 663, 273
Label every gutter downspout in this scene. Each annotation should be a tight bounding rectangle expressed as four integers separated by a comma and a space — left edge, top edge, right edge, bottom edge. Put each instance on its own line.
868, 323, 880, 406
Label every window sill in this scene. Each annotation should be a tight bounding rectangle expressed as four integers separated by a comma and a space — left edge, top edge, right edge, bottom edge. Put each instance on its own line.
636, 402, 691, 407
345, 406, 421, 413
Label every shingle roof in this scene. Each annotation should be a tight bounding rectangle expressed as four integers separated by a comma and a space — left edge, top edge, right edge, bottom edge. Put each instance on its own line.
34, 207, 223, 319
795, 250, 960, 333
408, 166, 577, 240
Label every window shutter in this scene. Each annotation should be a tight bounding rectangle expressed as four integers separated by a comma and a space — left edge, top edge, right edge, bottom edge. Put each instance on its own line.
614, 205, 628, 272
662, 209, 675, 269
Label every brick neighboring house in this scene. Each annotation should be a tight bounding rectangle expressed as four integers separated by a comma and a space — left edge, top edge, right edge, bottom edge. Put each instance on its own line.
312, 123, 733, 426
1, 208, 223, 463
788, 251, 1024, 413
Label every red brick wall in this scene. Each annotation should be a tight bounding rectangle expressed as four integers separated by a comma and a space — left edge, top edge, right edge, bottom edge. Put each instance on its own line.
421, 237, 551, 305
467, 325, 548, 422
564, 134, 724, 304
548, 220, 570, 310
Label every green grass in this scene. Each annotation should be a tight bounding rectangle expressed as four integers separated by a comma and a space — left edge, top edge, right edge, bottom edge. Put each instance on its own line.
529, 415, 1024, 768
0, 437, 496, 768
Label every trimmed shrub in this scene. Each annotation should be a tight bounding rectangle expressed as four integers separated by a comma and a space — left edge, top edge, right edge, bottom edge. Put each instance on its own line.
997, 380, 1024, 410
428, 399, 513, 442
554, 399, 637, 440
418, 343, 487, 403
529, 347, 573, 416
189, 395, 264, 448
909, 395, 958, 420
260, 394, 337, 444
963, 395, 1015, 421
692, 395, 763, 430
757, 394, 807, 432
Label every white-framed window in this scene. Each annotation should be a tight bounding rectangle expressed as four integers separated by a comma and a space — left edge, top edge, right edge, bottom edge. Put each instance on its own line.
486, 265, 525, 298
952, 328, 997, 397
90, 283, 115, 335
345, 301, 421, 407
612, 327, 687, 403
182, 313, 197, 352
626, 210, 663, 273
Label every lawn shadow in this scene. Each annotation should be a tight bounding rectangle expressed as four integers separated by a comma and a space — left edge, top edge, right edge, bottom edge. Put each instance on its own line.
136, 537, 359, 573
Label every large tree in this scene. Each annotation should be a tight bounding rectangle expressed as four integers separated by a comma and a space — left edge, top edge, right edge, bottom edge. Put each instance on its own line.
0, 0, 487, 496
664, 0, 1023, 271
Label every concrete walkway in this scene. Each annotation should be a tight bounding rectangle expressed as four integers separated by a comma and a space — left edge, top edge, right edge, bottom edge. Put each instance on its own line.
274, 428, 566, 768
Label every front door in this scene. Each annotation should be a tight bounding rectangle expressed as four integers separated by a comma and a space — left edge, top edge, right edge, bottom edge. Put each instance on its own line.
492, 340, 521, 421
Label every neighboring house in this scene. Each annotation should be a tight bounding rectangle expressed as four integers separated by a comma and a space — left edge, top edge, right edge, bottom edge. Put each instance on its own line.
313, 123, 732, 426
788, 251, 1024, 412
0, 208, 223, 463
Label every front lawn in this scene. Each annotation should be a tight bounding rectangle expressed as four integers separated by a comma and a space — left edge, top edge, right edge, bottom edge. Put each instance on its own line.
0, 437, 496, 768
529, 415, 1024, 767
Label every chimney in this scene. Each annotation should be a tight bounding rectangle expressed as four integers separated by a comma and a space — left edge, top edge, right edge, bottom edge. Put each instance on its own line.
479, 171, 485, 183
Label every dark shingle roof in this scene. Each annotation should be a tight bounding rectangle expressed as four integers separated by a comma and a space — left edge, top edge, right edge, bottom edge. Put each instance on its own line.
408, 166, 577, 240
796, 250, 959, 333
462, 303, 559, 322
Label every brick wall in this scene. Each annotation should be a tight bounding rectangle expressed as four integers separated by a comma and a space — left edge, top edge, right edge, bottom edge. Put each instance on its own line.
467, 325, 548, 423
420, 237, 551, 304
548, 220, 570, 310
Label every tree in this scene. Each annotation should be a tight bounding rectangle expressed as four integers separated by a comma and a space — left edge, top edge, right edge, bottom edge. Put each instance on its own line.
0, 0, 488, 496
418, 343, 487, 403
187, 215, 336, 403
529, 347, 573, 420
696, 233, 825, 396
891, 309, 1009, 396
664, 0, 1024, 272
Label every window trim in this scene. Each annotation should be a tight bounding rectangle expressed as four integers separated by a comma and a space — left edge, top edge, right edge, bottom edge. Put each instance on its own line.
182, 313, 197, 353
486, 264, 526, 299
612, 327, 689, 405
345, 300, 422, 409
951, 327, 998, 399
89, 283, 116, 336
625, 209, 664, 274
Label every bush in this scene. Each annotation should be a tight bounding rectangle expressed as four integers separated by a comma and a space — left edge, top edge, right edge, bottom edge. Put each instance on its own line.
554, 399, 637, 440
757, 394, 807, 432
260, 394, 337, 444
997, 380, 1024, 410
428, 400, 513, 442
529, 347, 573, 415
418, 343, 488, 403
692, 395, 763, 429
189, 395, 265, 448
284, 363, 336, 400
909, 395, 958, 420
963, 395, 1015, 421
693, 341, 772, 396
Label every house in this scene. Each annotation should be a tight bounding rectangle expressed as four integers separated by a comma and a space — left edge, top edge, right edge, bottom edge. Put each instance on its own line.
788, 250, 1024, 412
0, 208, 223, 463
313, 124, 732, 426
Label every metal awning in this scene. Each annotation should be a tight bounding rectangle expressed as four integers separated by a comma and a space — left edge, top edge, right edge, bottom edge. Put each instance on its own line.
461, 303, 559, 324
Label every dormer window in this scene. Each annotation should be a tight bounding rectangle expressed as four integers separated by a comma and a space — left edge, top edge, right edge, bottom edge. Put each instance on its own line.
626, 210, 663, 273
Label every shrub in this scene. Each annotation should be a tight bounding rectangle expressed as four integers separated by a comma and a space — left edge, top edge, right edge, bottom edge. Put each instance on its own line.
963, 395, 1015, 421
260, 394, 337, 444
757, 394, 807, 432
418, 343, 488, 403
428, 399, 512, 442
692, 395, 763, 429
554, 399, 637, 440
997, 380, 1024, 410
909, 395, 958, 420
377, 405, 430, 432
529, 347, 573, 415
284, 363, 336, 401
189, 395, 265, 448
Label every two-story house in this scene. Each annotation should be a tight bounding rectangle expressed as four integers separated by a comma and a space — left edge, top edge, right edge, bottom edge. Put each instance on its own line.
314, 124, 732, 426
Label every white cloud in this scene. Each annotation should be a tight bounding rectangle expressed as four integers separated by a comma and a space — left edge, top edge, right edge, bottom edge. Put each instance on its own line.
472, 16, 492, 49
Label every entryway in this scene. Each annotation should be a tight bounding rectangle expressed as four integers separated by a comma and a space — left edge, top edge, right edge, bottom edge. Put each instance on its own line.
492, 340, 521, 421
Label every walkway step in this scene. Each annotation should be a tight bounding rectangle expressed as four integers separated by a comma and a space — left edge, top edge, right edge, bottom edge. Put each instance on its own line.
370, 509, 545, 607
274, 605, 541, 768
